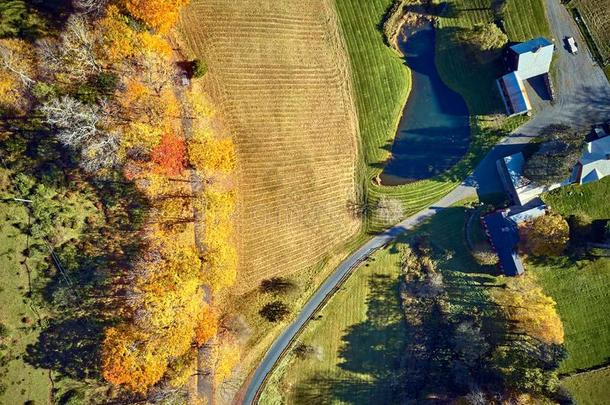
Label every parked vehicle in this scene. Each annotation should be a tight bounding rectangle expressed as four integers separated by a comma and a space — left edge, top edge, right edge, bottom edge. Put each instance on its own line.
566, 36, 578, 54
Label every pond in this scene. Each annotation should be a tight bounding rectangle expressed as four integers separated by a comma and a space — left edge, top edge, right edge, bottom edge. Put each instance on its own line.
379, 22, 470, 186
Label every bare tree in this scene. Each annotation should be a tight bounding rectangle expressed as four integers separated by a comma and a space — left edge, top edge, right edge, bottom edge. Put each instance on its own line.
40, 96, 101, 146
36, 15, 100, 81
40, 96, 120, 173
376, 196, 404, 224
72, 0, 109, 16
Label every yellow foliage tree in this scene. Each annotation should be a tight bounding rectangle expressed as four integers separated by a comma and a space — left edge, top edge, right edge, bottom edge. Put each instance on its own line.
492, 276, 564, 345
96, 5, 138, 63
101, 325, 168, 393
523, 213, 569, 257
194, 305, 219, 346
189, 131, 236, 174
123, 0, 189, 33
0, 38, 34, 113
212, 336, 241, 385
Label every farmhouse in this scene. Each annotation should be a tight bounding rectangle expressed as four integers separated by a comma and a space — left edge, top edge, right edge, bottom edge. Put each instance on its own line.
482, 205, 547, 276
497, 37, 554, 116
573, 135, 610, 184
496, 152, 550, 206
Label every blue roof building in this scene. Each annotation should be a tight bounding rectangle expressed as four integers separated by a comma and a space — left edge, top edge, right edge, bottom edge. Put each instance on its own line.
482, 205, 547, 277
509, 37, 554, 80
482, 211, 524, 276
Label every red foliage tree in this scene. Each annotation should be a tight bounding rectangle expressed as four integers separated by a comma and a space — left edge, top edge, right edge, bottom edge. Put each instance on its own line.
151, 133, 186, 176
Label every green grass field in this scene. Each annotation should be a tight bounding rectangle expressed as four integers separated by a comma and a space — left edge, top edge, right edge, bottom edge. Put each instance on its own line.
0, 168, 101, 404
543, 176, 610, 219
530, 258, 610, 373
0, 201, 52, 404
259, 243, 406, 405
562, 368, 610, 405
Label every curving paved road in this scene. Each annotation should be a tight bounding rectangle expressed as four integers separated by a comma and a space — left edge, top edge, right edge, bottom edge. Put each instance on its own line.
241, 1, 610, 403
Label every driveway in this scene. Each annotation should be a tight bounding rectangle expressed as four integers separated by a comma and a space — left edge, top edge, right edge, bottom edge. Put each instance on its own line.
240, 1, 610, 403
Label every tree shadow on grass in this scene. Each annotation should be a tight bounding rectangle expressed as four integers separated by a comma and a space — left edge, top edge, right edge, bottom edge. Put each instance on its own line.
293, 273, 406, 404
25, 317, 107, 380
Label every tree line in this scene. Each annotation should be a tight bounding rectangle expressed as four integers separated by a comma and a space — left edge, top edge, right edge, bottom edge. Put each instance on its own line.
1, 0, 239, 400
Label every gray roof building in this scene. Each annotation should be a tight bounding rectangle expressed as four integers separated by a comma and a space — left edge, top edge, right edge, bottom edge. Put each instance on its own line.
497, 37, 554, 116
509, 37, 554, 80
574, 135, 610, 184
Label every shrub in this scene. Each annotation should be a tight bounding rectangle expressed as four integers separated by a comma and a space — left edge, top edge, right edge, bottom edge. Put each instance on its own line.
460, 23, 508, 63
376, 196, 404, 225
293, 343, 319, 360
259, 300, 290, 322
471, 243, 499, 265
192, 59, 207, 78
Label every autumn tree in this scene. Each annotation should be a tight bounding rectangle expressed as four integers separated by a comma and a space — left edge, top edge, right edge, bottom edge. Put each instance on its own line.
122, 0, 189, 33
194, 305, 219, 346
101, 325, 168, 393
151, 133, 186, 176
188, 131, 236, 174
522, 213, 569, 257
0, 38, 35, 112
492, 276, 564, 345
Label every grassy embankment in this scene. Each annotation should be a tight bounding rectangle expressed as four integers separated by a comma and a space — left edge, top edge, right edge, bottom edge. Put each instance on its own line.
337, 0, 548, 232
530, 178, 610, 403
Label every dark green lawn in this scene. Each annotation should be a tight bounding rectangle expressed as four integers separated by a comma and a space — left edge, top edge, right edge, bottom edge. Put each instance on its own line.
543, 177, 610, 219
531, 258, 610, 373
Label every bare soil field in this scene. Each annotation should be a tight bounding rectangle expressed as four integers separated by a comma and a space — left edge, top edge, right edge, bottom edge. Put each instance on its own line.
572, 0, 610, 63
178, 0, 361, 290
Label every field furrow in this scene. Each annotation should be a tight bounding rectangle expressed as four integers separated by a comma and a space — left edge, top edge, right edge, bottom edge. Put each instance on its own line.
179, 0, 361, 290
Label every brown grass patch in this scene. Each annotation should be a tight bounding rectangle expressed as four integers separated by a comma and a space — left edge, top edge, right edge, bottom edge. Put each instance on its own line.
178, 0, 361, 291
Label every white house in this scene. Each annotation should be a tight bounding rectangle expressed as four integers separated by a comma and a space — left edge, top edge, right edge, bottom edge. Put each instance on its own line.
497, 37, 554, 116
573, 136, 610, 184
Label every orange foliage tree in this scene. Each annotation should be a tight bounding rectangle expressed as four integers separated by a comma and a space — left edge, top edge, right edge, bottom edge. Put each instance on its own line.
101, 325, 168, 393
151, 133, 186, 176
122, 0, 189, 33
194, 305, 219, 346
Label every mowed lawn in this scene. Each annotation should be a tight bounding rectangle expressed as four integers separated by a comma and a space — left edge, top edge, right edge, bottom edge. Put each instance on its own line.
543, 176, 610, 219
0, 202, 51, 404
335, 0, 549, 231
537, 179, 610, 396
563, 368, 610, 405
260, 245, 406, 405
530, 258, 610, 373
